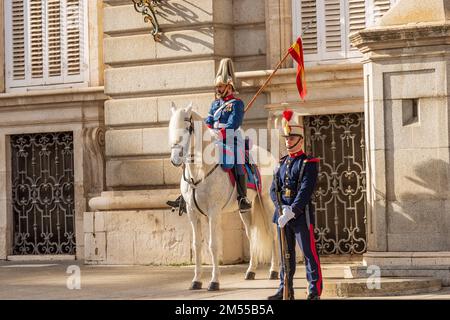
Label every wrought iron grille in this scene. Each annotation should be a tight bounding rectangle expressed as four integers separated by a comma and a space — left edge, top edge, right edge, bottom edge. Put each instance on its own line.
304, 113, 367, 254
11, 132, 76, 255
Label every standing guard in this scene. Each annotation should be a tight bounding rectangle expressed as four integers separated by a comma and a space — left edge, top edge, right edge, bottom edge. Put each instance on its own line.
268, 109, 323, 300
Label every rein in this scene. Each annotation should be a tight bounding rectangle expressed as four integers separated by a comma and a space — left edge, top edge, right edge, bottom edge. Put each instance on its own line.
182, 163, 220, 188
176, 115, 220, 188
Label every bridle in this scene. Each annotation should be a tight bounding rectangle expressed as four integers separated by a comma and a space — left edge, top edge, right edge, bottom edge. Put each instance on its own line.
170, 114, 219, 188
170, 116, 195, 165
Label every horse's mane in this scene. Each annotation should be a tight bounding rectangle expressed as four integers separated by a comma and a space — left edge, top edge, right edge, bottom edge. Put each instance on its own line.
190, 110, 213, 144
190, 109, 205, 124
168, 107, 209, 146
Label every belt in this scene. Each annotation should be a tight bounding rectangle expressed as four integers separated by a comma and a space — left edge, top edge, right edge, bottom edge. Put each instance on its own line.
213, 123, 227, 129
283, 188, 295, 198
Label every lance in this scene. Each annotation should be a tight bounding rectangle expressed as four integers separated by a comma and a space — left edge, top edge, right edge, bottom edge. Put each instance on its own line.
244, 18, 316, 113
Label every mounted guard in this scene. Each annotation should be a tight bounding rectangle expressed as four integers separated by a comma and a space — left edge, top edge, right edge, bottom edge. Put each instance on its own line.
205, 58, 252, 212
167, 58, 251, 213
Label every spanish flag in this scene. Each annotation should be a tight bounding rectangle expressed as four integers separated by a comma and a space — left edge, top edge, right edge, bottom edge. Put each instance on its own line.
288, 37, 307, 100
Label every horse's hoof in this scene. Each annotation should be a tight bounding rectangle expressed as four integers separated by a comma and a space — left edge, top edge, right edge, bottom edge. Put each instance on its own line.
189, 281, 202, 290
245, 271, 256, 280
269, 271, 279, 280
207, 282, 220, 291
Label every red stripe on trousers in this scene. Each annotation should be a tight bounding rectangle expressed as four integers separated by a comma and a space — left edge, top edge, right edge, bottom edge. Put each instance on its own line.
309, 224, 322, 296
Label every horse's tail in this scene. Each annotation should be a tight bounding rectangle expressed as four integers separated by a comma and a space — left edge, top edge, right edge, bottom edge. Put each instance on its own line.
249, 194, 274, 264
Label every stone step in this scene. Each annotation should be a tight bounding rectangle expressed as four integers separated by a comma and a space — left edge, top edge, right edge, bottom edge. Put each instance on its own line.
317, 264, 362, 278
322, 277, 442, 297
89, 189, 181, 211
347, 265, 450, 286
319, 254, 363, 264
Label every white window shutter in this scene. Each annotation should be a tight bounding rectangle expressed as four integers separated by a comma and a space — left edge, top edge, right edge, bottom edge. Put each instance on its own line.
62, 0, 85, 83
292, 0, 397, 63
47, 0, 63, 82
11, 0, 26, 81
5, 0, 27, 88
374, 0, 391, 22
348, 0, 366, 35
367, 0, 395, 26
300, 0, 318, 56
324, 0, 342, 53
29, 0, 44, 82
4, 0, 87, 91
347, 0, 366, 55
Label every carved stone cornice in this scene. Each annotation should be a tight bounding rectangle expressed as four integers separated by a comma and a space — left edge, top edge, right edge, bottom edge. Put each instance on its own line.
0, 87, 107, 109
350, 23, 450, 54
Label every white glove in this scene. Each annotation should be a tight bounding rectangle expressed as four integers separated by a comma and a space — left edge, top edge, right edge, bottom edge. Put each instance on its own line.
278, 205, 295, 228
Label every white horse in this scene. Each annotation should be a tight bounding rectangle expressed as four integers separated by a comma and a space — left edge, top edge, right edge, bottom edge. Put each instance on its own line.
169, 103, 279, 291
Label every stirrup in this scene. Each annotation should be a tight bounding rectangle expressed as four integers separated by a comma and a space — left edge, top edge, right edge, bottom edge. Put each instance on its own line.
166, 195, 187, 216
238, 197, 252, 213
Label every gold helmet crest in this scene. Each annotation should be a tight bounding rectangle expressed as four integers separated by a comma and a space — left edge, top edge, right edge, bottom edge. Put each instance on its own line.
215, 58, 237, 92
281, 109, 303, 137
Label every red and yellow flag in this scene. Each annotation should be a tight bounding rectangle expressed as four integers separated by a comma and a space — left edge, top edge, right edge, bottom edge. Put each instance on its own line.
288, 37, 307, 100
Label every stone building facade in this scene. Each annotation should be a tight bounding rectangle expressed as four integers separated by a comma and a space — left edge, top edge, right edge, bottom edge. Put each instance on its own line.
0, 0, 449, 285
0, 0, 106, 260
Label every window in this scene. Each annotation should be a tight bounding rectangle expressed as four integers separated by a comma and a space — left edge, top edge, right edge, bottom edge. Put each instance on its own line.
4, 0, 88, 91
292, 0, 398, 62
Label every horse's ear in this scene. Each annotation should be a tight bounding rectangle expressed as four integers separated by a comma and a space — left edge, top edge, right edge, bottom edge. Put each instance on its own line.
171, 102, 177, 115
185, 101, 193, 114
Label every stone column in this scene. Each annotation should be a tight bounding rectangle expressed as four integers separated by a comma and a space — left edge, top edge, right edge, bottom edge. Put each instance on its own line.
0, 0, 5, 93
87, 0, 104, 87
350, 0, 450, 282
265, 0, 293, 69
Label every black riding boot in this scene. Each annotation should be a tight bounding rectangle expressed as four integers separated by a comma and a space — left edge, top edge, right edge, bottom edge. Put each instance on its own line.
236, 173, 252, 212
166, 195, 187, 215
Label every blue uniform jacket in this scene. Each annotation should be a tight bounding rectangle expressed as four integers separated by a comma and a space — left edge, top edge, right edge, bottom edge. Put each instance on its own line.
205, 95, 244, 131
270, 151, 319, 226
